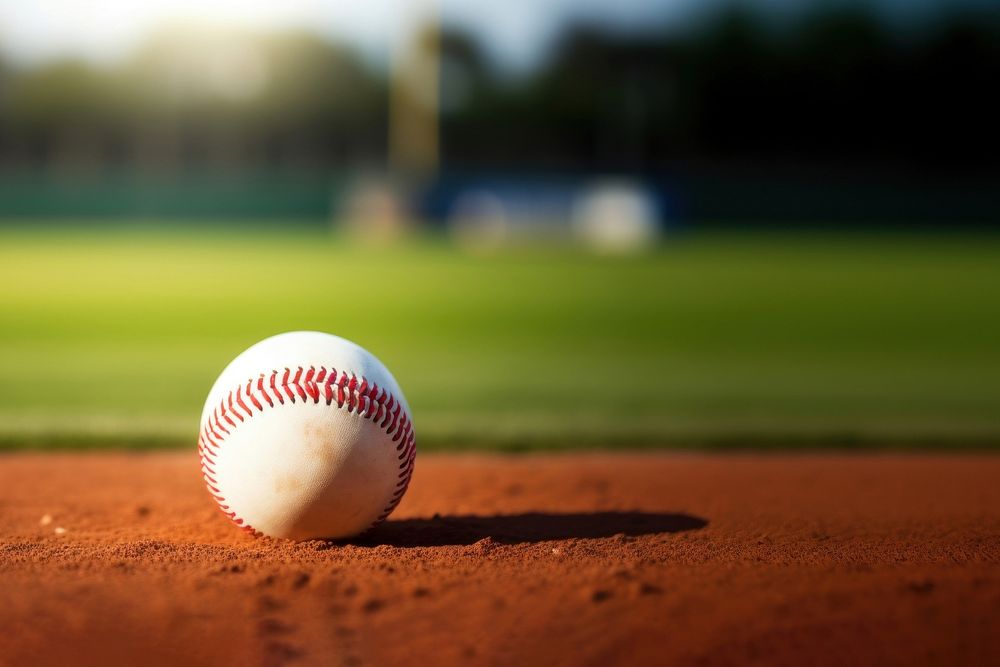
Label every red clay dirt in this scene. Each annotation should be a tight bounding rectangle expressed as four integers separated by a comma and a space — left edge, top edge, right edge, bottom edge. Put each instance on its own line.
0, 452, 997, 667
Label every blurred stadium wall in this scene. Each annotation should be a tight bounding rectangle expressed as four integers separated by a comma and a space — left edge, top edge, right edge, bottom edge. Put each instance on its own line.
0, 2, 998, 225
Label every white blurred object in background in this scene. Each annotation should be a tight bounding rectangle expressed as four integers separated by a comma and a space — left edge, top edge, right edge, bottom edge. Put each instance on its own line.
572, 181, 661, 253
339, 175, 411, 244
447, 189, 509, 252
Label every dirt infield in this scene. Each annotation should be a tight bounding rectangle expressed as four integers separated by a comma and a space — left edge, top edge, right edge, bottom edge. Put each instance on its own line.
0, 453, 997, 667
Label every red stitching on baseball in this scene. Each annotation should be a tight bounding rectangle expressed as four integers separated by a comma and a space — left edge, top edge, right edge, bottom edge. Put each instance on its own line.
336, 372, 348, 408
281, 368, 296, 403
213, 407, 230, 435
229, 391, 245, 423
235, 385, 252, 417
257, 375, 273, 407
270, 371, 284, 405
323, 369, 335, 405
199, 365, 416, 538
304, 367, 319, 402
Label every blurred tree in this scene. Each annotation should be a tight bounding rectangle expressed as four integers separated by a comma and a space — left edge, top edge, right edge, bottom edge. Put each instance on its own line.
0, 7, 998, 178
0, 26, 387, 173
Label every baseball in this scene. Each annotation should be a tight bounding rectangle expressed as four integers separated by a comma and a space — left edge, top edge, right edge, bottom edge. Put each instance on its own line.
197, 331, 416, 540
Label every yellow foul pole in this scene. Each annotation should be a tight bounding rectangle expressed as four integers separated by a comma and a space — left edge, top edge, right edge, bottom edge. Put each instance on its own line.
389, 6, 440, 178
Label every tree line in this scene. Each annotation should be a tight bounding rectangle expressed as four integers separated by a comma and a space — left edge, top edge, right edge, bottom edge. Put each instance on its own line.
0, 7, 997, 174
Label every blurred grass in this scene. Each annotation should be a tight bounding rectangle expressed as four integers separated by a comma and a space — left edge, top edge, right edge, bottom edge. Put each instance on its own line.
1, 225, 998, 450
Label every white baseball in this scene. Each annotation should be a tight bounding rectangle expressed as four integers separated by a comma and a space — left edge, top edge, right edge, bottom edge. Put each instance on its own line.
198, 331, 416, 540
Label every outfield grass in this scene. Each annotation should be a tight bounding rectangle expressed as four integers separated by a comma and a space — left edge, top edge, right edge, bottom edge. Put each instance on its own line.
1, 225, 998, 450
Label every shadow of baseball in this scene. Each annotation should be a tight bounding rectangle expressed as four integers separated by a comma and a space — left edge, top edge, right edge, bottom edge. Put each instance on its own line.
351, 511, 708, 547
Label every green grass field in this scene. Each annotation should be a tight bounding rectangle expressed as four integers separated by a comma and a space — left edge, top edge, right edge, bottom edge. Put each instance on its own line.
1, 225, 998, 450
